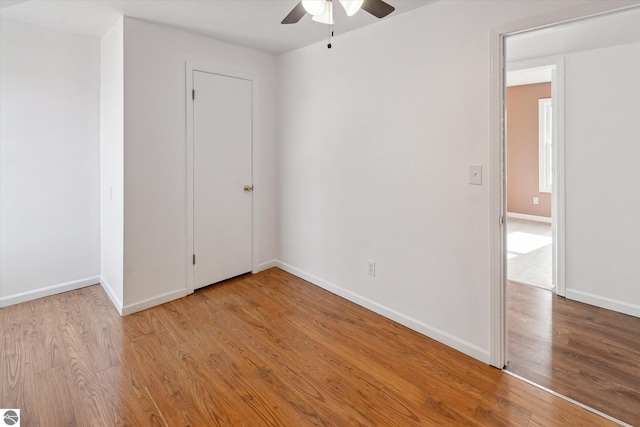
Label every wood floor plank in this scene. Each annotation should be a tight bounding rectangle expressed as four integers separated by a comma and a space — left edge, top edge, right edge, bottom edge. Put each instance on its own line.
2, 303, 41, 426
34, 366, 76, 427
239, 276, 528, 424
96, 364, 166, 427
180, 286, 369, 425
1, 269, 624, 426
219, 275, 481, 424
507, 281, 640, 425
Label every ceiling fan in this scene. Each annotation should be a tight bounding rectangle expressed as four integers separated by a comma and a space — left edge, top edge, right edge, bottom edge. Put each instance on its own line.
281, 0, 396, 25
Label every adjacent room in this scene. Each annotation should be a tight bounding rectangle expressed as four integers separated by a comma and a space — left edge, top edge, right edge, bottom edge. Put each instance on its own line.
504, 9, 640, 425
1, 0, 639, 425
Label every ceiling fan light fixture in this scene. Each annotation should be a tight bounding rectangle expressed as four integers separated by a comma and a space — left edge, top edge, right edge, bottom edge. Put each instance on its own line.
339, 0, 364, 16
302, 0, 326, 16
311, 1, 334, 24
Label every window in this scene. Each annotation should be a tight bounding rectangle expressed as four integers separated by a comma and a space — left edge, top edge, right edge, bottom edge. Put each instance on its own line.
538, 98, 552, 193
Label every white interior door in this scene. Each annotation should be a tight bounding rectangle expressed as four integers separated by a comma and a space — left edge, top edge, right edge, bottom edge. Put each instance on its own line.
193, 71, 252, 289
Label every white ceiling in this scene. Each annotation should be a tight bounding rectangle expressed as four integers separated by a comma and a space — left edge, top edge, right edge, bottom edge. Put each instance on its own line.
506, 6, 640, 63
506, 68, 552, 87
0, 0, 434, 55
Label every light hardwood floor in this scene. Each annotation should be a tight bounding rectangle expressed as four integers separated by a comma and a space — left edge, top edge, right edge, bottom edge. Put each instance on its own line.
507, 281, 640, 426
2, 268, 619, 426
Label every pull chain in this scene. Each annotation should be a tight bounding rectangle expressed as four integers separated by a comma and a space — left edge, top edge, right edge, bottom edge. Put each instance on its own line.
327, 0, 333, 48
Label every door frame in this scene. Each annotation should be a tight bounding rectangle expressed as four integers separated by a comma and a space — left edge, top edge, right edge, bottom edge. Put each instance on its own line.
185, 62, 257, 295
489, 1, 640, 368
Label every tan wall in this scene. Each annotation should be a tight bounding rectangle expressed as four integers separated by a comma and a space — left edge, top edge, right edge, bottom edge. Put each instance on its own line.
506, 82, 552, 218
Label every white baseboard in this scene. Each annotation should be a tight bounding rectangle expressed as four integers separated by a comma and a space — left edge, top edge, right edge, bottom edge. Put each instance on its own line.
0, 276, 100, 308
121, 288, 187, 316
100, 276, 123, 316
565, 288, 640, 319
507, 212, 552, 223
273, 261, 490, 364
254, 259, 278, 273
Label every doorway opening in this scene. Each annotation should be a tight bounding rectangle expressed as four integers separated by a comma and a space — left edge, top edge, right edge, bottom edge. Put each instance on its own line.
505, 64, 557, 293
492, 5, 640, 425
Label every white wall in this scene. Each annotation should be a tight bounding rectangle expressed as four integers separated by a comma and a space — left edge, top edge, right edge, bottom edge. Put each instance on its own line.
121, 18, 278, 312
277, 0, 603, 361
0, 19, 101, 307
100, 18, 125, 311
564, 42, 640, 316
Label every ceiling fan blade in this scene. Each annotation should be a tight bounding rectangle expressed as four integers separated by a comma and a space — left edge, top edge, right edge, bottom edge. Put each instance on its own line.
282, 2, 307, 24
361, 0, 395, 19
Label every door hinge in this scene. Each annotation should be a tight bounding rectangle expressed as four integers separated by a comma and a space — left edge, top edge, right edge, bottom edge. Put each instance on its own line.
499, 216, 505, 226
192, 89, 195, 100
193, 254, 196, 265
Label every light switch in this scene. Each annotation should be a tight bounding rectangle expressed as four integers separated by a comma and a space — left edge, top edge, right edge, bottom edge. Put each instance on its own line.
469, 165, 482, 185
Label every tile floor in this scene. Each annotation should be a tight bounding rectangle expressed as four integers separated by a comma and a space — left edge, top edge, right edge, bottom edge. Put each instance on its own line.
507, 217, 553, 290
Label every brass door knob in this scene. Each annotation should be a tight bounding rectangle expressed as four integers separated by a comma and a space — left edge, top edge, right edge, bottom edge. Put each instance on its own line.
244, 185, 254, 192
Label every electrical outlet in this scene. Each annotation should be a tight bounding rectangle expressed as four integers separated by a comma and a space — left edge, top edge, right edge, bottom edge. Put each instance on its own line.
367, 260, 376, 277
533, 197, 539, 205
